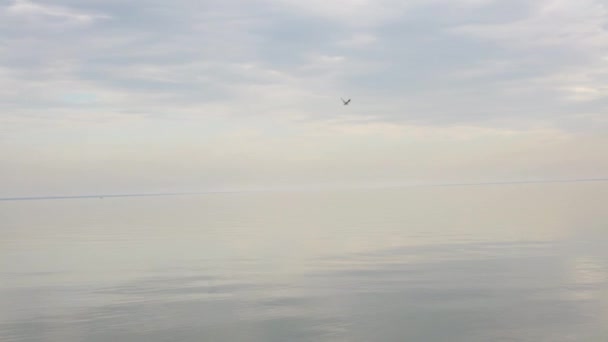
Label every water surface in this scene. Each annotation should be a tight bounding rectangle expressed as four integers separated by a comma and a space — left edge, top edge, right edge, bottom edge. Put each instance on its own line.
2, 183, 608, 341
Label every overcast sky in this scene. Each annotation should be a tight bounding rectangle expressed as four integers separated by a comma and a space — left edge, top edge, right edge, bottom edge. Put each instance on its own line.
1, 0, 607, 196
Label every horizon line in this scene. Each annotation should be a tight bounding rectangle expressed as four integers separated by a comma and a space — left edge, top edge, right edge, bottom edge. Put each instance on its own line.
1, 178, 607, 202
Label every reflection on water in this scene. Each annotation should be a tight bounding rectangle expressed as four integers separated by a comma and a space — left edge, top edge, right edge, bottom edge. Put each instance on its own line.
1, 183, 608, 341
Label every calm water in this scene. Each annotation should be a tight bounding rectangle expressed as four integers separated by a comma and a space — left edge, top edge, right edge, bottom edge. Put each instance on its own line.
1, 183, 608, 341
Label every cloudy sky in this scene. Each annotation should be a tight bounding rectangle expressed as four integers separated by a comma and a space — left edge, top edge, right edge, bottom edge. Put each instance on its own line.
1, 0, 607, 196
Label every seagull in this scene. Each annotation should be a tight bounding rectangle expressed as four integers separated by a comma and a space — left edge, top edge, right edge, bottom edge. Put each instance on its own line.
341, 98, 351, 105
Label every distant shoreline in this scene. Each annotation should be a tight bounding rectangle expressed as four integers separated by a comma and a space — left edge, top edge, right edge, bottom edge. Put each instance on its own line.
1, 178, 607, 202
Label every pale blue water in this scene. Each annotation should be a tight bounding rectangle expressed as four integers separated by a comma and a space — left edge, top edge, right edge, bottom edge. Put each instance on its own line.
1, 183, 608, 341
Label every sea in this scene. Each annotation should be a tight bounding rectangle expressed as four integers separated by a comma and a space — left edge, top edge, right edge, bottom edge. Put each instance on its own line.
1, 182, 607, 341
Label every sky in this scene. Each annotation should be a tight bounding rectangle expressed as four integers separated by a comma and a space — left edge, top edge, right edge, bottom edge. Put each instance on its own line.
1, 0, 607, 196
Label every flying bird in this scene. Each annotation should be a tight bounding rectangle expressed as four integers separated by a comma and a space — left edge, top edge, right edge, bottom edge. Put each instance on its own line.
341, 98, 351, 105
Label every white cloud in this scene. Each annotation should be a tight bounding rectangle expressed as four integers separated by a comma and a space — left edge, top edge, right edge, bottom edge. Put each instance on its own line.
338, 33, 377, 47
4, 0, 110, 26
516, 56, 608, 103
562, 86, 607, 102
451, 0, 608, 49
267, 0, 410, 27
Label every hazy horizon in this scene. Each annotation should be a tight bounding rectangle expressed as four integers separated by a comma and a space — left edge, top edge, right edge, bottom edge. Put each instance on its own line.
1, 177, 608, 201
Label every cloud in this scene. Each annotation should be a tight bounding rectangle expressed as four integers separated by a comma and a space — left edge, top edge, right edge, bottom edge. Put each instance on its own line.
337, 33, 378, 47
1, 0, 607, 194
4, 0, 110, 26
0, 0, 605, 130
452, 0, 608, 49
267, 0, 410, 28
